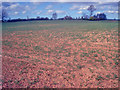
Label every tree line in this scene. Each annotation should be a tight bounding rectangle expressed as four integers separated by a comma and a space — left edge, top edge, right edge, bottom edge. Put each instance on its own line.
1, 5, 109, 22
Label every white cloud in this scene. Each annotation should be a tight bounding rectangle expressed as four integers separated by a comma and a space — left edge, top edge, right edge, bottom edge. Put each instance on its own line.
14, 11, 19, 15
32, 10, 42, 15
25, 5, 33, 11
25, 5, 29, 8
107, 11, 114, 13
36, 11, 42, 15
3, 3, 27, 12
56, 10, 65, 14
47, 10, 54, 14
46, 10, 66, 15
70, 5, 90, 10
25, 5, 31, 10
45, 5, 52, 9
96, 12, 101, 14
78, 6, 89, 10
115, 11, 118, 13
9, 3, 19, 9
79, 6, 89, 10
70, 5, 80, 10
77, 11, 83, 14
104, 10, 118, 14
22, 11, 26, 14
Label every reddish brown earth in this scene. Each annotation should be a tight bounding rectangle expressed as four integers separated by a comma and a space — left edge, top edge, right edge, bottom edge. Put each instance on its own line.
2, 30, 118, 88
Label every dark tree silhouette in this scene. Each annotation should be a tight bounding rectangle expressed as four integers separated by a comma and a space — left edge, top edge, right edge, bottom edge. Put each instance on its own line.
87, 5, 96, 17
52, 12, 57, 20
2, 9, 9, 21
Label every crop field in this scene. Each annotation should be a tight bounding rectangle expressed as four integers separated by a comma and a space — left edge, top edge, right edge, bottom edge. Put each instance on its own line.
2, 20, 119, 88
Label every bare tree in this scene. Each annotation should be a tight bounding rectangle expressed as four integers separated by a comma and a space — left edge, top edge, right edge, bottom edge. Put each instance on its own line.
2, 9, 9, 21
87, 5, 96, 17
52, 12, 57, 20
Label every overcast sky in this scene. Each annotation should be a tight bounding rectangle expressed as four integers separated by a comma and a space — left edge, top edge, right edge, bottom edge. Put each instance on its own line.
1, 1, 119, 19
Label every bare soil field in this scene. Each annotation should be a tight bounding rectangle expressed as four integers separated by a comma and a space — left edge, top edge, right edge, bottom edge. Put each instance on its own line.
2, 20, 119, 88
